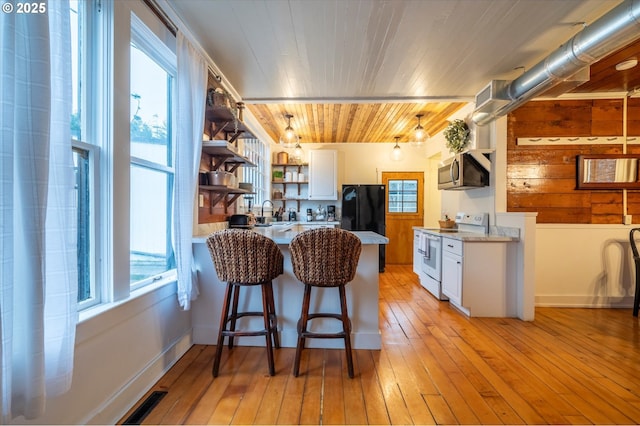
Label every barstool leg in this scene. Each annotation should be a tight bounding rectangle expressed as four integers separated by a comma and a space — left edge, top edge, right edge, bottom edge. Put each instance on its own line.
213, 282, 233, 377
266, 281, 280, 348
228, 284, 241, 349
261, 284, 276, 376
339, 285, 354, 378
293, 284, 312, 377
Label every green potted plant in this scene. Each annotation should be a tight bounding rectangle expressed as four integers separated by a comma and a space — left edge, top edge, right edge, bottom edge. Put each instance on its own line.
444, 119, 471, 153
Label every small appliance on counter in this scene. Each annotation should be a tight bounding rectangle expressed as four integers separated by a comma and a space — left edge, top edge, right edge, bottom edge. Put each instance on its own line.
314, 205, 326, 221
327, 205, 336, 222
228, 214, 254, 228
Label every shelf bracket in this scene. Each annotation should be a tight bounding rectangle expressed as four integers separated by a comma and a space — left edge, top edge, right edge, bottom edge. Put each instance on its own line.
227, 130, 245, 144
210, 193, 226, 212
211, 156, 232, 170
226, 193, 242, 206
210, 121, 232, 139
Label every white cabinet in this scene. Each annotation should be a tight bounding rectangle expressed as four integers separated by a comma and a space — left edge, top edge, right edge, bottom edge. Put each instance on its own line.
441, 237, 515, 317
441, 238, 462, 306
308, 150, 338, 200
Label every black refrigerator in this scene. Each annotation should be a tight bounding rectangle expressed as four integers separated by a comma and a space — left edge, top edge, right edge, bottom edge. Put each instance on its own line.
341, 184, 386, 272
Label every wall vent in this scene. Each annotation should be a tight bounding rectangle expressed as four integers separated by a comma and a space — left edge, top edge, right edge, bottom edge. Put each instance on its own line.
122, 390, 168, 425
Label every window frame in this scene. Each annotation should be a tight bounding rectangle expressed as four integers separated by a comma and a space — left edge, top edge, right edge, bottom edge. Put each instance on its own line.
387, 178, 419, 214
72, 140, 101, 310
128, 12, 177, 291
71, 0, 107, 309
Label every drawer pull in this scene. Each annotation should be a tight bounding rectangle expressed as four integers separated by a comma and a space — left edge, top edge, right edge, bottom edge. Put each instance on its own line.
447, 244, 454, 248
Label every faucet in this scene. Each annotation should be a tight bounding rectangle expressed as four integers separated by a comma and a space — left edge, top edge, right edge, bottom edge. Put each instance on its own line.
261, 200, 274, 217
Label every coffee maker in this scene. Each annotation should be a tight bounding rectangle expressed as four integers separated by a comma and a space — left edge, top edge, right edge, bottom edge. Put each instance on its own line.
327, 205, 336, 222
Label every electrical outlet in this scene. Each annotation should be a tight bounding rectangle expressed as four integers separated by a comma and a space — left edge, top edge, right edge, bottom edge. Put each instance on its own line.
199, 194, 204, 208
624, 214, 632, 225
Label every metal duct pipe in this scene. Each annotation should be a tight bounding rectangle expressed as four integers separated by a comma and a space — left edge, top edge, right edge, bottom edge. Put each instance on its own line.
473, 0, 640, 126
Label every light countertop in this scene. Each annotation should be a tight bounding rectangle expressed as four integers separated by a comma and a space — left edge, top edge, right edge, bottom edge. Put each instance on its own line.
194, 224, 388, 245
413, 226, 520, 242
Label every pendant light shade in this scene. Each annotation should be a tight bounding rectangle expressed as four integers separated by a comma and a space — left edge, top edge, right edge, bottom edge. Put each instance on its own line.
293, 137, 304, 162
279, 113, 299, 148
411, 114, 430, 146
391, 136, 403, 161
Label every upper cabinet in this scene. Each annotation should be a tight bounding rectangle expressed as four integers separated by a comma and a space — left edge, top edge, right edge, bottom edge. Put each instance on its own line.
308, 150, 338, 200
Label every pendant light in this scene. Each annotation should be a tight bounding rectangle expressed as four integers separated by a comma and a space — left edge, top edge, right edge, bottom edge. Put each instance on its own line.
293, 138, 304, 163
279, 113, 299, 148
411, 114, 430, 146
391, 136, 403, 161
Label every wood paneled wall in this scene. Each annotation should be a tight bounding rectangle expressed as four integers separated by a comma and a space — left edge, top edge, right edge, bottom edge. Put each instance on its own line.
507, 98, 640, 224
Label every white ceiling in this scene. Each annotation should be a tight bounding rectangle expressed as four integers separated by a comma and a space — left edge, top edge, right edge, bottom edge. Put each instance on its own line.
166, 0, 622, 102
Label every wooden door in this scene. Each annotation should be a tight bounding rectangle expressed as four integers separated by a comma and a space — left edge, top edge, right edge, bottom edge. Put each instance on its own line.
382, 172, 424, 265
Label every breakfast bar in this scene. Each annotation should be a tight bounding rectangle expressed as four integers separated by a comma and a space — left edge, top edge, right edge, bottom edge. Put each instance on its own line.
191, 224, 389, 350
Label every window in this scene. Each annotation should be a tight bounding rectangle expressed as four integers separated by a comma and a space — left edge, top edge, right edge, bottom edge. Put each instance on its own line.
70, 1, 180, 310
388, 179, 418, 213
129, 17, 176, 288
71, 0, 102, 307
242, 138, 269, 206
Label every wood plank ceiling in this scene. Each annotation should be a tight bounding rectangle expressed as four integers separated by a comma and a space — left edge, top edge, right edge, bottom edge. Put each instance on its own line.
246, 102, 466, 144
168, 0, 638, 144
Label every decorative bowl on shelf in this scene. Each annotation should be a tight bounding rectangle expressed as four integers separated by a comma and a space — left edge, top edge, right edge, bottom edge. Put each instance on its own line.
438, 219, 456, 229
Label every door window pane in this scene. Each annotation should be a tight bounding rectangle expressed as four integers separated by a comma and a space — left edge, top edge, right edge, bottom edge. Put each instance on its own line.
387, 179, 418, 213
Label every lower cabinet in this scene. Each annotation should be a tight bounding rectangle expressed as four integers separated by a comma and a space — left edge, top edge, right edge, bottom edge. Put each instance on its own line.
441, 237, 515, 317
441, 238, 462, 306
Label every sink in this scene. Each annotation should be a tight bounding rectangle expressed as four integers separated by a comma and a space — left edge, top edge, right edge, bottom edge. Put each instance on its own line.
254, 223, 271, 227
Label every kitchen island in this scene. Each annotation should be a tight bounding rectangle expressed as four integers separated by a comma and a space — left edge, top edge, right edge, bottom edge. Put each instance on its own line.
192, 224, 389, 349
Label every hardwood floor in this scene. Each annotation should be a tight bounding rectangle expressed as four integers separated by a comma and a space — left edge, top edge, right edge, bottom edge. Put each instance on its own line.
120, 265, 640, 425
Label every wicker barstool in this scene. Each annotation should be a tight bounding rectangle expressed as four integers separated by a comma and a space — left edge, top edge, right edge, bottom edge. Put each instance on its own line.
206, 229, 284, 377
289, 227, 362, 378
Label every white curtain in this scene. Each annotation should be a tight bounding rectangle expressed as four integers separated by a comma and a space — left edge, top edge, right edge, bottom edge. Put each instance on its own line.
0, 0, 78, 422
173, 32, 207, 310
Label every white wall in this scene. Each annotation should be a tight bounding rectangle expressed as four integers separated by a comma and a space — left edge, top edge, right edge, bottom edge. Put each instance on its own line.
536, 225, 636, 308
17, 283, 192, 425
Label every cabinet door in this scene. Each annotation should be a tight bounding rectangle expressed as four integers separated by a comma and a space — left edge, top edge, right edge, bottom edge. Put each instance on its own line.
308, 150, 337, 200
442, 252, 462, 305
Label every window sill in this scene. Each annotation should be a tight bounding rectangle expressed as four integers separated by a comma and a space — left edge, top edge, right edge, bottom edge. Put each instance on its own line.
78, 271, 178, 325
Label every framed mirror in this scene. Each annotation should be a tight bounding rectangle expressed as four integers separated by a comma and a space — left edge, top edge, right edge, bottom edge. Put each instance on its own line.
576, 154, 640, 189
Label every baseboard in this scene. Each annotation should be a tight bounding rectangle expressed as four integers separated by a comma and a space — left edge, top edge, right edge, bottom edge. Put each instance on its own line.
535, 294, 635, 308
83, 332, 193, 425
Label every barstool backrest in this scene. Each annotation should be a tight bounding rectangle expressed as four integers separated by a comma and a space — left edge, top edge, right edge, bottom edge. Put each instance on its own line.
206, 229, 283, 284
290, 228, 362, 287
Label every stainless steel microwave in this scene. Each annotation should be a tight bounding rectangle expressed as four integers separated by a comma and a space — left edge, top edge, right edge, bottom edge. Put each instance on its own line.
438, 152, 490, 190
